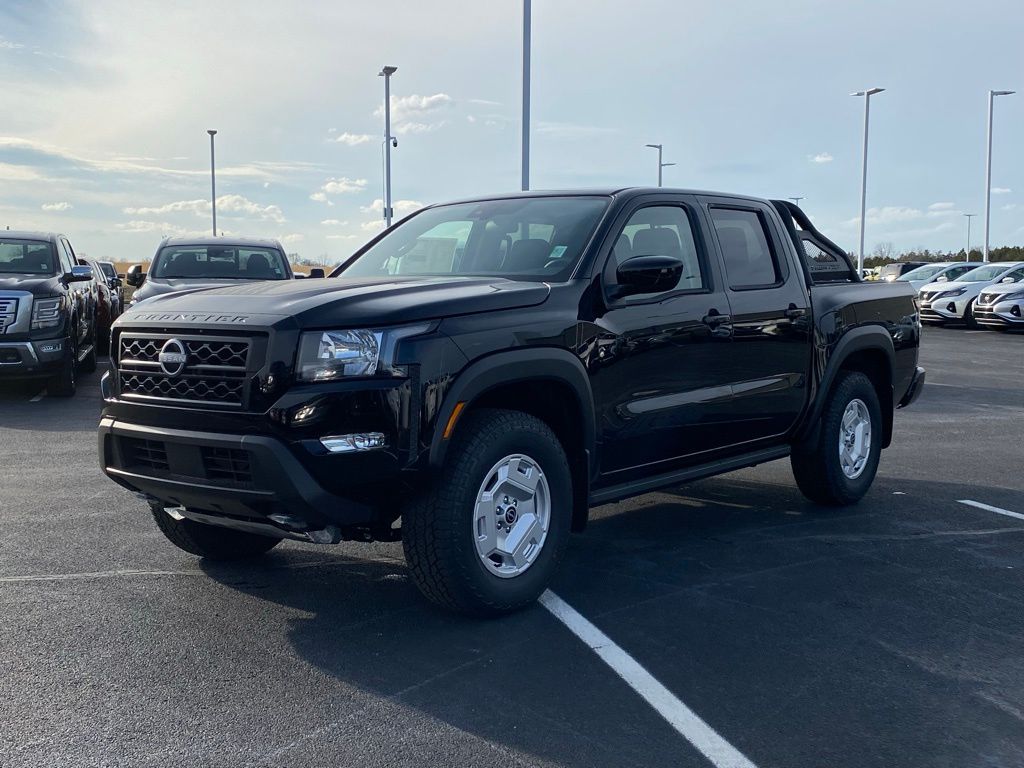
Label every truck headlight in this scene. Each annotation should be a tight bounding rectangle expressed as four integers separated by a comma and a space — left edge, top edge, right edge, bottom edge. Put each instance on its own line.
296, 324, 430, 382
935, 288, 966, 299
31, 297, 63, 330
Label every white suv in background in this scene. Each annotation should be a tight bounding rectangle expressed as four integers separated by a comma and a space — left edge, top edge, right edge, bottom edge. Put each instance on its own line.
919, 262, 1024, 328
974, 267, 1024, 330
897, 262, 983, 292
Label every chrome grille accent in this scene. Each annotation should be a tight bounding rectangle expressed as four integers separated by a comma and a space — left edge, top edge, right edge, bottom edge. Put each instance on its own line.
919, 291, 936, 303
118, 333, 251, 407
0, 298, 17, 334
978, 293, 998, 306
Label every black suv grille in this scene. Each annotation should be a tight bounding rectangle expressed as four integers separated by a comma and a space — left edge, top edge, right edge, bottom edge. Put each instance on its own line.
118, 334, 251, 407
200, 447, 253, 484
122, 437, 170, 471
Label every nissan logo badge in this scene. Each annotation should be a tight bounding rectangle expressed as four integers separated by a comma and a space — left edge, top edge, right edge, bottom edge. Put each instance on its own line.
158, 338, 188, 376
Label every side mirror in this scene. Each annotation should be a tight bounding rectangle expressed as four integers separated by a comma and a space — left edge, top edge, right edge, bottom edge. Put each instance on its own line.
936, 275, 948, 282
613, 255, 683, 298
125, 264, 146, 287
67, 265, 93, 282
308, 268, 325, 279
1002, 276, 1017, 284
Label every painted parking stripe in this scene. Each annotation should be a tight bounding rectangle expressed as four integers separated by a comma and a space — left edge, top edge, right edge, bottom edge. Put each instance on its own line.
29, 389, 47, 402
540, 591, 758, 768
958, 499, 1024, 522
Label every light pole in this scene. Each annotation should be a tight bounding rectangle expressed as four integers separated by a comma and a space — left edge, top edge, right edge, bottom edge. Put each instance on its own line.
645, 144, 675, 187
851, 88, 885, 275
789, 196, 804, 207
963, 213, 976, 261
379, 66, 398, 228
521, 0, 531, 191
207, 130, 217, 236
983, 89, 1015, 262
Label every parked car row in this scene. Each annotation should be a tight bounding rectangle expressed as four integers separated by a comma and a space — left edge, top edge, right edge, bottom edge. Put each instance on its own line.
906, 261, 1024, 330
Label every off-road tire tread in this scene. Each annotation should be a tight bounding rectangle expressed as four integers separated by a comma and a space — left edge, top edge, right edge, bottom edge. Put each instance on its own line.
402, 408, 570, 616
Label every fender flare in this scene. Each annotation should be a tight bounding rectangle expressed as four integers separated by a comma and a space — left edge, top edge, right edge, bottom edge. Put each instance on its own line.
427, 347, 597, 473
799, 326, 896, 442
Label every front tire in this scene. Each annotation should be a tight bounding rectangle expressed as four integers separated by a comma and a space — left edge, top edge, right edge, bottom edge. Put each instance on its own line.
150, 503, 281, 560
791, 371, 882, 506
964, 299, 979, 329
402, 408, 572, 616
80, 316, 97, 373
48, 333, 77, 397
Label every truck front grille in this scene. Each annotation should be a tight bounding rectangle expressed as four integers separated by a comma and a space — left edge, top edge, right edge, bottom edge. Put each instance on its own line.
200, 447, 253, 484
118, 333, 251, 408
0, 298, 17, 334
122, 437, 171, 472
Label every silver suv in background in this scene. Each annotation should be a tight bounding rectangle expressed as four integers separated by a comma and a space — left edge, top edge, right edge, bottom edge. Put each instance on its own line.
974, 270, 1024, 330
919, 262, 1024, 328
897, 262, 983, 292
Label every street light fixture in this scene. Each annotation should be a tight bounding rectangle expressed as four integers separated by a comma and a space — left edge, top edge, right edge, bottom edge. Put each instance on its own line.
379, 66, 398, 228
851, 87, 885, 276
645, 144, 675, 187
207, 130, 217, 236
789, 197, 804, 207
963, 213, 976, 261
983, 89, 1015, 262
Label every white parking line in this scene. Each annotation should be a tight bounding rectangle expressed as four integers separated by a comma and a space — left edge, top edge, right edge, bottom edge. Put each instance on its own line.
29, 389, 47, 402
958, 499, 1024, 522
540, 591, 758, 768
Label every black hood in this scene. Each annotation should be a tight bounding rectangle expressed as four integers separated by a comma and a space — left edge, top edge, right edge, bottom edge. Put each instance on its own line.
121, 275, 551, 327
131, 277, 287, 305
0, 273, 63, 296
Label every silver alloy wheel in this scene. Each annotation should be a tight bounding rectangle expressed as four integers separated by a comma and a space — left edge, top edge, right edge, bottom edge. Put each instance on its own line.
839, 398, 872, 479
472, 453, 551, 579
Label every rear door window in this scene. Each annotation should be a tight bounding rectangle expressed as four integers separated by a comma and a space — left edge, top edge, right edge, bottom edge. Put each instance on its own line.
709, 208, 781, 289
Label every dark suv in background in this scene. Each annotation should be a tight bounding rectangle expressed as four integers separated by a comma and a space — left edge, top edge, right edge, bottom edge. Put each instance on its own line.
125, 237, 294, 308
0, 231, 97, 395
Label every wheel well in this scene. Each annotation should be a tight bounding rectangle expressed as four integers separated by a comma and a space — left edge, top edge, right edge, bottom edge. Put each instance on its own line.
838, 349, 893, 448
465, 379, 591, 532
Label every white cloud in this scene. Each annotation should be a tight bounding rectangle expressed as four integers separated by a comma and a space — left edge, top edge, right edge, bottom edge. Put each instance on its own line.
375, 93, 454, 134
310, 177, 367, 204
360, 198, 423, 217
536, 121, 616, 138
332, 132, 374, 146
115, 220, 188, 235
928, 202, 955, 211
320, 219, 349, 226
361, 220, 385, 233
41, 201, 73, 212
809, 152, 833, 164
992, 187, 1012, 195
0, 39, 25, 51
309, 192, 330, 204
280, 233, 304, 244
326, 233, 360, 240
1002, 203, 1017, 211
122, 194, 285, 223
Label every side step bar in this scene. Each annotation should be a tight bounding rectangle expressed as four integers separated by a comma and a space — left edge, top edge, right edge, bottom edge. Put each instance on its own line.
589, 445, 791, 506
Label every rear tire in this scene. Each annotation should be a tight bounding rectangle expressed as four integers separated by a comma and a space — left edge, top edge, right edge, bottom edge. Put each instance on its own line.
150, 503, 281, 560
402, 408, 572, 616
791, 371, 882, 506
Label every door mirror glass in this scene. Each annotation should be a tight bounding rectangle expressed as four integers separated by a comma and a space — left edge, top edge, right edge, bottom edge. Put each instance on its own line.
125, 264, 146, 287
1001, 276, 1017, 283
614, 255, 683, 297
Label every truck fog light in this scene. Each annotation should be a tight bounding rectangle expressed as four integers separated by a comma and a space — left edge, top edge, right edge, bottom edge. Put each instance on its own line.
946, 302, 956, 313
39, 341, 62, 353
320, 432, 387, 453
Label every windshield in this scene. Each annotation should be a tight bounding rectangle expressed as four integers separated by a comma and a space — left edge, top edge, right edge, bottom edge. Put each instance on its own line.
99, 262, 117, 279
337, 197, 609, 282
956, 263, 1022, 283
151, 245, 288, 280
879, 263, 907, 278
0, 239, 57, 275
898, 263, 947, 282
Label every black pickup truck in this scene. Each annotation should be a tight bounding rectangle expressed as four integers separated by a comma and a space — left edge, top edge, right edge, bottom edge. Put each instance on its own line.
0, 231, 98, 396
98, 189, 925, 615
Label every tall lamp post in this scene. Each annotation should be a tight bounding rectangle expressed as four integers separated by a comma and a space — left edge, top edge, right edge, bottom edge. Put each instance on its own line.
379, 66, 398, 228
851, 88, 885, 275
207, 129, 217, 236
983, 89, 1015, 262
521, 0, 531, 191
645, 144, 675, 187
789, 196, 804, 207
963, 213, 976, 261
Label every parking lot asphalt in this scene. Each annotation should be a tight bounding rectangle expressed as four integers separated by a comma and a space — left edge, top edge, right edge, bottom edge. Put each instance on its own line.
1, 326, 1023, 768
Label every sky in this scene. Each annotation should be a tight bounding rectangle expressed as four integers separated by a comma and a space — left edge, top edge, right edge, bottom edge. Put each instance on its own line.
1, 0, 1023, 263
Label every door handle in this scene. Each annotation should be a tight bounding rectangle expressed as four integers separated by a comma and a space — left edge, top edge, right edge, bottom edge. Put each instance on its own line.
784, 306, 806, 319
701, 312, 732, 328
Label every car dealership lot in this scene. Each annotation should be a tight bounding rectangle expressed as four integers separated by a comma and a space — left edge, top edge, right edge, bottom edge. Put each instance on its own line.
1, 328, 1022, 768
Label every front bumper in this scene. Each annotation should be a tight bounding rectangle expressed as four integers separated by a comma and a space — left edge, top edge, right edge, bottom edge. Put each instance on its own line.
0, 337, 67, 379
99, 417, 380, 531
974, 300, 1024, 328
919, 296, 971, 323
897, 366, 926, 408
